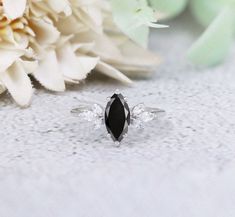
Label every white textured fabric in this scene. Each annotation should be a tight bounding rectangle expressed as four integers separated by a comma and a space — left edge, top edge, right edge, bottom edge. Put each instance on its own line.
0, 15, 235, 217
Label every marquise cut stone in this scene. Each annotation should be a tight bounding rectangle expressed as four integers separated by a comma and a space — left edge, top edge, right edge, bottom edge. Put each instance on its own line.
105, 93, 130, 142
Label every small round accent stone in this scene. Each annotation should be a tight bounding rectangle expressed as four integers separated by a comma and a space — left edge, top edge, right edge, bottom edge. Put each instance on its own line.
105, 93, 130, 142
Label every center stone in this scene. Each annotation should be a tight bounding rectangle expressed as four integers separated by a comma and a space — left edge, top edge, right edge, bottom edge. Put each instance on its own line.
105, 93, 130, 142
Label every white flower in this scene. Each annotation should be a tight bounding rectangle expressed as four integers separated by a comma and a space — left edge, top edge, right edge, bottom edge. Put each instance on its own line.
0, 0, 161, 106
0, 0, 34, 105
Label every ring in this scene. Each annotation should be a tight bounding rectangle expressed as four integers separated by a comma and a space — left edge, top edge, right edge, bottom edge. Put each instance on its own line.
71, 92, 165, 144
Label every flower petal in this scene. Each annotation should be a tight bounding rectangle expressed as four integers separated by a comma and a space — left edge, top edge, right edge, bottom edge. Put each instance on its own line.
72, 31, 122, 60
78, 5, 103, 33
0, 61, 33, 107
56, 15, 87, 35
30, 18, 60, 45
0, 83, 6, 95
95, 61, 132, 84
20, 60, 39, 74
73, 42, 95, 54
2, 0, 27, 20
57, 43, 99, 81
107, 40, 161, 70
33, 50, 65, 91
47, 0, 72, 16
0, 48, 24, 72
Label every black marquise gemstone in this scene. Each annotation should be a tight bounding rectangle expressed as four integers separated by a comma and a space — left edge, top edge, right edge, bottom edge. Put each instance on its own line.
105, 93, 131, 142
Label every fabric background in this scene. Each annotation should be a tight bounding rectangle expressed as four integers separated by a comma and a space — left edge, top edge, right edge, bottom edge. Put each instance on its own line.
0, 13, 235, 217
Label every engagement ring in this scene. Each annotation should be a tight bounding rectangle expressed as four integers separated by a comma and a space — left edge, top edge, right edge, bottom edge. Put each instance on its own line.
71, 92, 165, 144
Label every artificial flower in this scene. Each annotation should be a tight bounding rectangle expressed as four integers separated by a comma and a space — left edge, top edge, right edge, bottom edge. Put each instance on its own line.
149, 0, 187, 20
0, 0, 162, 106
111, 0, 167, 48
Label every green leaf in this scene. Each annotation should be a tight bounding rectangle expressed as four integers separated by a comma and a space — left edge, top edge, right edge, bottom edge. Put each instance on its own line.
111, 0, 167, 48
187, 6, 235, 66
190, 0, 235, 27
149, 0, 188, 19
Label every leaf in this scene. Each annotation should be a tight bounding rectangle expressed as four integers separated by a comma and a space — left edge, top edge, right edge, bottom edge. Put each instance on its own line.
1, 61, 33, 107
149, 0, 188, 20
111, 0, 166, 47
189, 0, 231, 27
33, 50, 65, 91
2, 0, 27, 20
187, 6, 235, 66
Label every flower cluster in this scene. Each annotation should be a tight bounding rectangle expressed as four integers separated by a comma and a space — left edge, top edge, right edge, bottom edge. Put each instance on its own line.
0, 0, 160, 106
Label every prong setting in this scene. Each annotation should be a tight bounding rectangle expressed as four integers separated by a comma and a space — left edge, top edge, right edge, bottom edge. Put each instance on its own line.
71, 93, 165, 143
